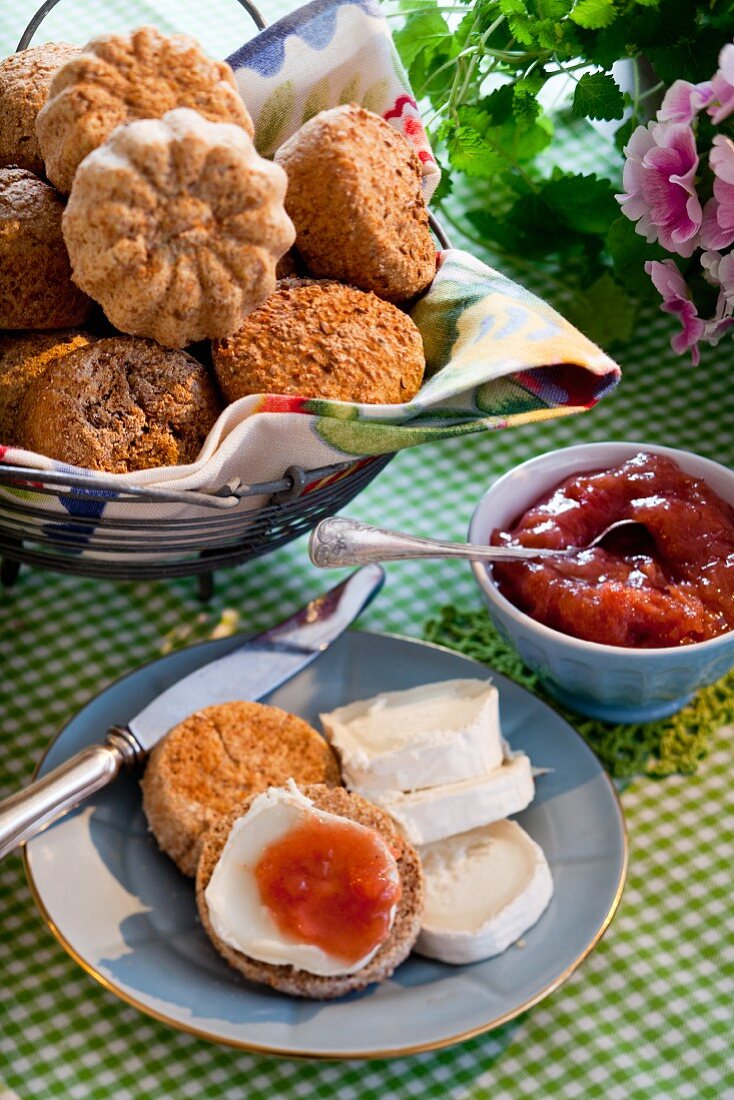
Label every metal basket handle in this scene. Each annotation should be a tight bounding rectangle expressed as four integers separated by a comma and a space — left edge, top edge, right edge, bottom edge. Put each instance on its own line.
17, 0, 267, 51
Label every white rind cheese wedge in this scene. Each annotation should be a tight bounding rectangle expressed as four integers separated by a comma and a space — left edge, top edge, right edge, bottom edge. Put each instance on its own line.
320, 679, 503, 793
364, 752, 535, 846
416, 819, 553, 964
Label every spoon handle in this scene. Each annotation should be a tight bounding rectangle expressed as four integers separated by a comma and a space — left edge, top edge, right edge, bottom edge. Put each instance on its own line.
308, 517, 567, 567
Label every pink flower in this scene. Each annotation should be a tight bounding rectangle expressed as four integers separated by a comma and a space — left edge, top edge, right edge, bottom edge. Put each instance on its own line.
719, 254, 734, 305
701, 250, 734, 306
705, 135, 734, 248
703, 290, 734, 346
700, 135, 734, 250
711, 135, 734, 186
645, 260, 706, 363
659, 79, 714, 124
618, 122, 702, 256
708, 42, 734, 125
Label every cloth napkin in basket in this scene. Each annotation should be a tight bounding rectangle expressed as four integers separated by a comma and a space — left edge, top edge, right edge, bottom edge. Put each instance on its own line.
0, 0, 621, 526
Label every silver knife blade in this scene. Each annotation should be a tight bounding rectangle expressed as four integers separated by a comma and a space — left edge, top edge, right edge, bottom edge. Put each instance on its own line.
127, 563, 385, 751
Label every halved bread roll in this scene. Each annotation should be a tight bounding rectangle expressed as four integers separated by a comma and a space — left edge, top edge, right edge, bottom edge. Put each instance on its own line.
196, 783, 425, 999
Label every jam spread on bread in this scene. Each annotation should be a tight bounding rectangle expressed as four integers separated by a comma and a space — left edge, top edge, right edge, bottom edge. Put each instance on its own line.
255, 816, 401, 964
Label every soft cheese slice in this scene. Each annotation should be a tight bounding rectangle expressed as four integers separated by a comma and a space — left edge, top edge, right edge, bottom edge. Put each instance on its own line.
416, 819, 553, 964
320, 679, 503, 793
364, 752, 535, 845
203, 782, 400, 976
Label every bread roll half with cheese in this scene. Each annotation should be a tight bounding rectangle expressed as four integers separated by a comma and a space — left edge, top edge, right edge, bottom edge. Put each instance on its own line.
196, 783, 424, 999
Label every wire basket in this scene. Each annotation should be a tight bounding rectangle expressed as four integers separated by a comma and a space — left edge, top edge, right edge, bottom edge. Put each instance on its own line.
0, 456, 393, 597
1, 0, 450, 595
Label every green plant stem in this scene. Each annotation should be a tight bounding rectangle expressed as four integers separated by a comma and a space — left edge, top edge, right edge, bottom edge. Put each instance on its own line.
384, 6, 469, 14
456, 15, 506, 103
418, 42, 483, 96
445, 9, 483, 121
553, 58, 582, 85
637, 81, 664, 103
548, 61, 596, 74
480, 47, 548, 60
437, 204, 500, 251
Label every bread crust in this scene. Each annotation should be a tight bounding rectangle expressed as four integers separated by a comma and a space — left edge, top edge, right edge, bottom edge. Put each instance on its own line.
274, 104, 436, 303
36, 26, 253, 193
0, 330, 94, 446
0, 167, 90, 330
212, 277, 425, 405
141, 702, 341, 877
195, 783, 424, 998
0, 43, 80, 175
61, 108, 293, 348
17, 335, 222, 472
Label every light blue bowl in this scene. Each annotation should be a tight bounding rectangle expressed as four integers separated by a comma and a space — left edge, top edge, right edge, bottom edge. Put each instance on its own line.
469, 442, 734, 723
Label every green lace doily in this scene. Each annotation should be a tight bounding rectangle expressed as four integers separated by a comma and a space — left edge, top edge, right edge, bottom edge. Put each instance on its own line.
424, 606, 734, 779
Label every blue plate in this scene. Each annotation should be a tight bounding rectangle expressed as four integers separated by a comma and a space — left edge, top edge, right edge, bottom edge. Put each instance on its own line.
25, 631, 627, 1059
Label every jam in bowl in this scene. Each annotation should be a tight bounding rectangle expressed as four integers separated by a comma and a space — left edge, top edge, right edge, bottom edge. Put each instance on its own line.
469, 443, 734, 723
491, 451, 734, 649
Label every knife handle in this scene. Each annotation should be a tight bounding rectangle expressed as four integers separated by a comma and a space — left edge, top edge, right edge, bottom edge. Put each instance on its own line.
0, 728, 139, 860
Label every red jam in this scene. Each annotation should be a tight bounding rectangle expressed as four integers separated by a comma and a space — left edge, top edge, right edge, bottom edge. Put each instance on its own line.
491, 453, 734, 648
254, 816, 401, 965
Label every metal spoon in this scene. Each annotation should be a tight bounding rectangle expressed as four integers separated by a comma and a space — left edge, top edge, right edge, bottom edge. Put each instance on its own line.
308, 516, 647, 568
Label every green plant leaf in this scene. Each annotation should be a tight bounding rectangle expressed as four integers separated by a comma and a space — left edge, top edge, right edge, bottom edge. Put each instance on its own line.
497, 0, 528, 15
564, 272, 636, 346
478, 84, 515, 126
389, 0, 699, 319
570, 0, 618, 30
492, 116, 553, 161
512, 84, 541, 123
393, 9, 452, 67
468, 193, 571, 255
537, 19, 567, 48
497, 0, 536, 46
607, 215, 666, 297
537, 0, 574, 17
456, 100, 552, 166
646, 29, 724, 85
407, 45, 456, 108
499, 4, 564, 50
452, 9, 477, 48
572, 71, 625, 120
541, 173, 620, 235
431, 166, 454, 203
447, 126, 505, 178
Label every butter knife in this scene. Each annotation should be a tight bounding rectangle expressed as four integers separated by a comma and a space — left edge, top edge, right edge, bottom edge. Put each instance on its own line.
0, 565, 384, 860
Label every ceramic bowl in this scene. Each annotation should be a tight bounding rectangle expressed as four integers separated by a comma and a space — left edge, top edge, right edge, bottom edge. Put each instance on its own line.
469, 441, 734, 723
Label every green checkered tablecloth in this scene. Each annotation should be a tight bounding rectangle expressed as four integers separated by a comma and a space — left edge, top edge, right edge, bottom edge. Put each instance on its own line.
1, 1, 734, 1096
